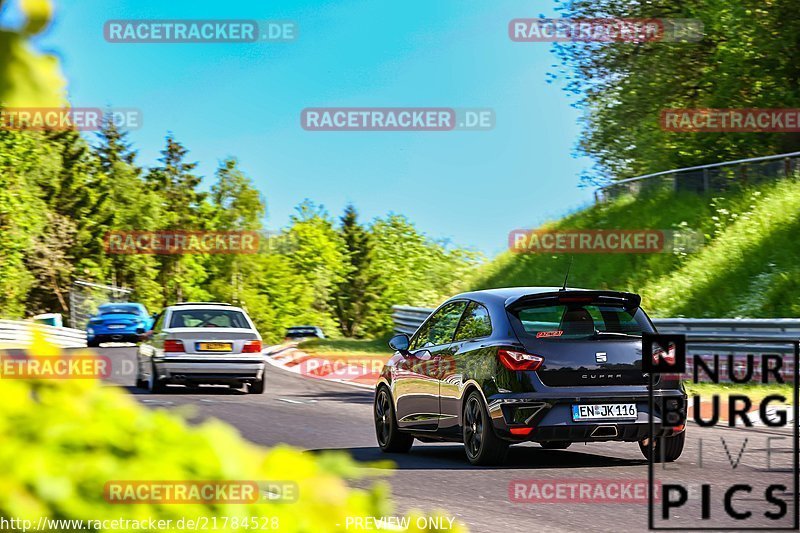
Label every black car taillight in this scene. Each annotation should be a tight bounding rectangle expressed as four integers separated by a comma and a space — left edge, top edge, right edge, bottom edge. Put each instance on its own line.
498, 349, 544, 371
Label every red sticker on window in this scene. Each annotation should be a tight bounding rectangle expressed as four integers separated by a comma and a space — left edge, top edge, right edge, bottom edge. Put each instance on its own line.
536, 330, 563, 338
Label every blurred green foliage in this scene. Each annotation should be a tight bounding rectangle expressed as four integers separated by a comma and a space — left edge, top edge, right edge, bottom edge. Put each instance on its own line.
0, 0, 66, 107
0, 338, 465, 532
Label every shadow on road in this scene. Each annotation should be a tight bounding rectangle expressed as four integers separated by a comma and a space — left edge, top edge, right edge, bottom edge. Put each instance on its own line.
309, 444, 647, 471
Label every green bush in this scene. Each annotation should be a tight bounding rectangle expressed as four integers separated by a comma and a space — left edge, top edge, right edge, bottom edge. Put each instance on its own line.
0, 337, 464, 532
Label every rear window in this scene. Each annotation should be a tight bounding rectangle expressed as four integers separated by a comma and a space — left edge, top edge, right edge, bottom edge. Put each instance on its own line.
169, 309, 250, 329
99, 305, 141, 315
512, 303, 651, 340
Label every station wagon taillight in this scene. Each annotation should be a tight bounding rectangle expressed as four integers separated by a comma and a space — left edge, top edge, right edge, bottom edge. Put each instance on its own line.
164, 340, 184, 353
242, 340, 262, 353
498, 349, 544, 372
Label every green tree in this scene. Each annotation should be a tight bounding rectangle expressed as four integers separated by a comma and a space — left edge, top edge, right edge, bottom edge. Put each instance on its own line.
96, 115, 138, 173
94, 117, 162, 310
146, 135, 210, 302
553, 0, 800, 184
210, 157, 265, 231
206, 158, 266, 308
277, 201, 347, 334
331, 205, 381, 337
0, 129, 49, 317
365, 214, 482, 335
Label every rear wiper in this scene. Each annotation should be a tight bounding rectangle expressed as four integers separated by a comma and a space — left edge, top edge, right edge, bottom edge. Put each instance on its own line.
592, 330, 641, 338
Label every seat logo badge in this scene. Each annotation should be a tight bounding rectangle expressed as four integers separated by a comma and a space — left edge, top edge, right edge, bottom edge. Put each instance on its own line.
595, 352, 607, 363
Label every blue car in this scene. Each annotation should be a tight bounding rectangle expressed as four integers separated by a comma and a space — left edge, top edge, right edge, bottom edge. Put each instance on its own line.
86, 303, 154, 347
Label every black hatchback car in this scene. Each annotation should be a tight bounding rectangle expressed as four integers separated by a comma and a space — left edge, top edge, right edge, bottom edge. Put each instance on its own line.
374, 287, 687, 465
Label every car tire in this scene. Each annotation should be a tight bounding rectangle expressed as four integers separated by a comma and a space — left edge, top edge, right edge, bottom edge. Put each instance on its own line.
249, 379, 265, 394
374, 386, 414, 453
540, 441, 572, 450
87, 339, 100, 348
463, 390, 509, 466
147, 362, 168, 394
639, 431, 685, 462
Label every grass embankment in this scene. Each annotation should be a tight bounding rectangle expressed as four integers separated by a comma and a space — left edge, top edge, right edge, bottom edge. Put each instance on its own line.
471, 179, 800, 318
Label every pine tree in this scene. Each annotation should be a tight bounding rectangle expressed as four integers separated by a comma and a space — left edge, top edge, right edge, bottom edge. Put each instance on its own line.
146, 135, 209, 302
94, 116, 163, 309
332, 205, 382, 337
146, 134, 206, 229
96, 114, 138, 173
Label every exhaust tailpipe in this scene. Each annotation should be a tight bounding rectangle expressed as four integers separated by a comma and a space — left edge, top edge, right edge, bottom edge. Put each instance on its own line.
590, 425, 618, 438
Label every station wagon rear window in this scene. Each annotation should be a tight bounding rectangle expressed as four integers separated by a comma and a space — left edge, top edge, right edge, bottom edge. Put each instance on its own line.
170, 309, 250, 329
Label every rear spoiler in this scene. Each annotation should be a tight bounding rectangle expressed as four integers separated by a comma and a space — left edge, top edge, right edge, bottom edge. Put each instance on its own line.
505, 290, 642, 312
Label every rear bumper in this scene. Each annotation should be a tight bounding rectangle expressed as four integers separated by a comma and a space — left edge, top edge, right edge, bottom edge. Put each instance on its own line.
89, 332, 140, 342
154, 356, 265, 382
487, 390, 686, 443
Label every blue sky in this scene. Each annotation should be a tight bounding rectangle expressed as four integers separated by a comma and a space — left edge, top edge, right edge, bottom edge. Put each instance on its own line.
25, 0, 594, 256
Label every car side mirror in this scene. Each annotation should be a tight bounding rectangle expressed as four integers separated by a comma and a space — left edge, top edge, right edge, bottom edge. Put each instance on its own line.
388, 333, 410, 354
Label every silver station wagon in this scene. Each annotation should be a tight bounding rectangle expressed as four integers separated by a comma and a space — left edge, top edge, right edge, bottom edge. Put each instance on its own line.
136, 302, 265, 394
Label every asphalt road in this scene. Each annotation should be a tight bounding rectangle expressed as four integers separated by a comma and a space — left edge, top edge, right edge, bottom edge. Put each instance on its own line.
100, 346, 798, 533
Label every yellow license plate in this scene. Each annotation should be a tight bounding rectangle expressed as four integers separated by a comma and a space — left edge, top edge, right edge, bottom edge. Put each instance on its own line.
198, 342, 232, 352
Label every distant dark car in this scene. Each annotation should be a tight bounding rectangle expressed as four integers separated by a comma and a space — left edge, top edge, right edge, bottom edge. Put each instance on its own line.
86, 302, 154, 347
374, 287, 687, 465
284, 326, 325, 341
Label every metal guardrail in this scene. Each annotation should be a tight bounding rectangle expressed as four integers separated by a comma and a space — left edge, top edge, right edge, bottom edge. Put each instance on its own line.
392, 306, 436, 335
0, 320, 87, 348
393, 305, 800, 340
595, 151, 800, 203
392, 306, 798, 381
